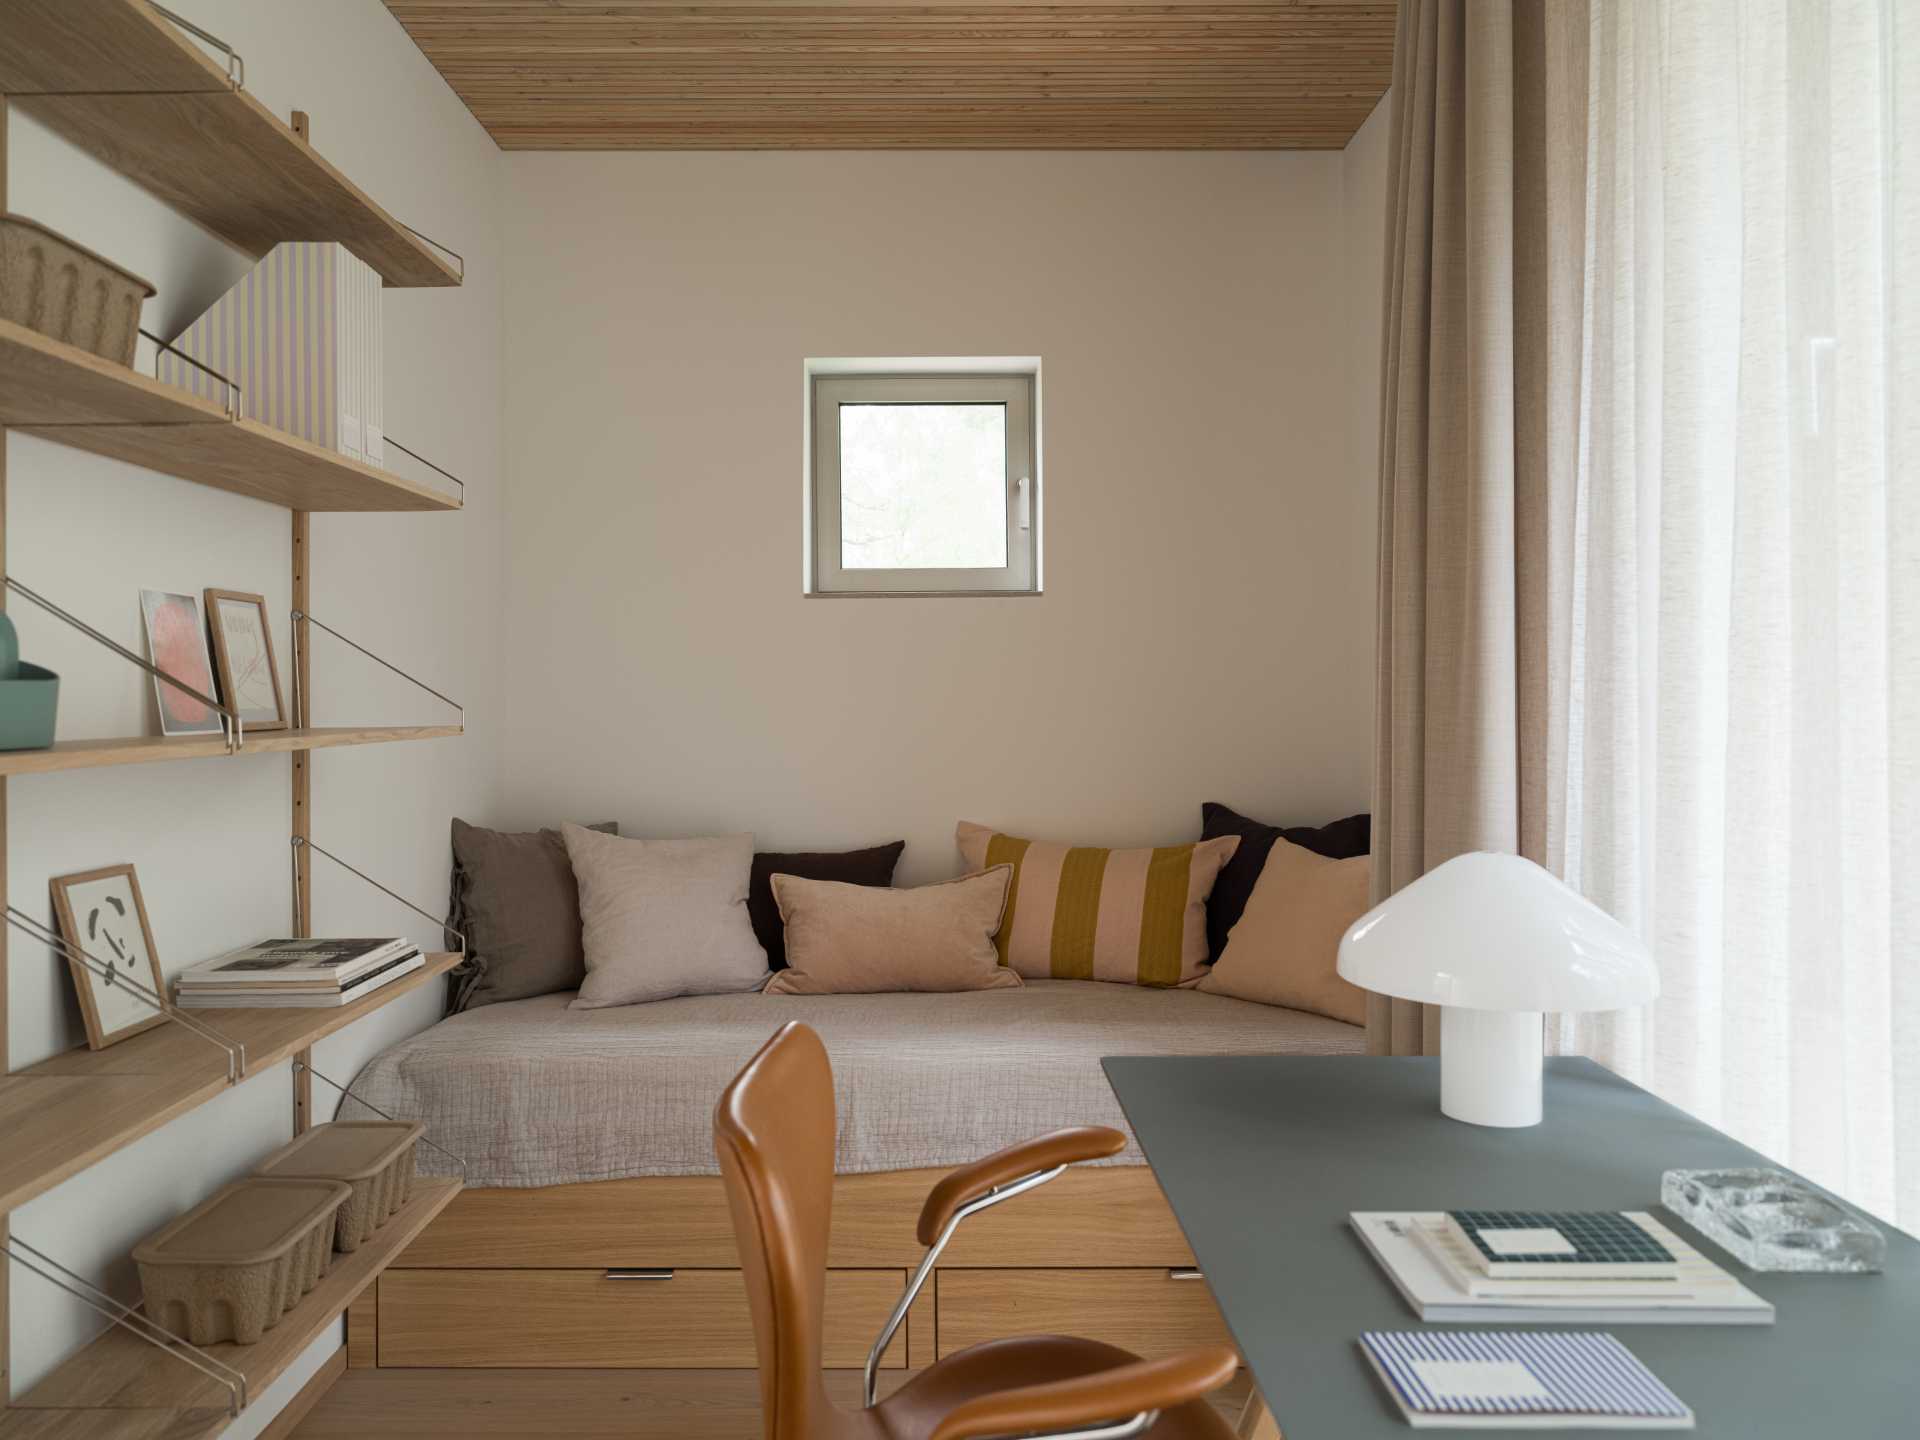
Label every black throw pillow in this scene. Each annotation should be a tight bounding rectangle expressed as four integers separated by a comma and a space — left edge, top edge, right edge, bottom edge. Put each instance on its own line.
1200, 802, 1371, 962
750, 841, 907, 969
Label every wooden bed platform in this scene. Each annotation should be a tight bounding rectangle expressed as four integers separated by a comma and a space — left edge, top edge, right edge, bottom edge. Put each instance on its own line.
354, 1164, 1235, 1374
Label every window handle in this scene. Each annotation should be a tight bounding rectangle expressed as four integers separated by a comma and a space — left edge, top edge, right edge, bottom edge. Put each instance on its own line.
1015, 475, 1031, 531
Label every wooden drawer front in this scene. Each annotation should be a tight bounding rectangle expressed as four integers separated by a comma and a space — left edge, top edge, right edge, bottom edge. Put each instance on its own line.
396, 1167, 1191, 1269
936, 1270, 1234, 1362
378, 1268, 907, 1369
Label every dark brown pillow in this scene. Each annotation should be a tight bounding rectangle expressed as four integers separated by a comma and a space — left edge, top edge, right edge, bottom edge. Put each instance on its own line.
1200, 803, 1371, 963
446, 818, 616, 1011
749, 842, 906, 969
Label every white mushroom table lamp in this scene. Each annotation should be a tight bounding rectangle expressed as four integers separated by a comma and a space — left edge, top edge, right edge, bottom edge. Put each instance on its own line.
1336, 853, 1659, 1128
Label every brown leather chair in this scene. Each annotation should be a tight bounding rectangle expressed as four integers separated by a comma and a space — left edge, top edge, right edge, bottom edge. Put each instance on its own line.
714, 1021, 1242, 1440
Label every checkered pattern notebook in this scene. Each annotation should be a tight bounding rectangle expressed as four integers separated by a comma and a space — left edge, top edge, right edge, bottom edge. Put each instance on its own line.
1444, 1211, 1681, 1279
1360, 1330, 1694, 1429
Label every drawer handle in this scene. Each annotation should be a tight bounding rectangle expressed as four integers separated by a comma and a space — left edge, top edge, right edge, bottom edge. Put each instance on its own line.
604, 1269, 674, 1281
1167, 1268, 1205, 1281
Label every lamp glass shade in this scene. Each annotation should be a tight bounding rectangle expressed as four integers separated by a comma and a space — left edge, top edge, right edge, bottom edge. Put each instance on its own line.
1336, 852, 1658, 1013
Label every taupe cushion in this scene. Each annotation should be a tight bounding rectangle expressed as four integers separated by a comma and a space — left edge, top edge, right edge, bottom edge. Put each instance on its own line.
447, 818, 615, 1012
764, 867, 1020, 995
561, 824, 771, 1009
1196, 837, 1371, 1024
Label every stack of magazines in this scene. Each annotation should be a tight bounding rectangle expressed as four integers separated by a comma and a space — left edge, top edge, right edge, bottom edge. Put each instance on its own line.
1350, 1210, 1774, 1325
174, 938, 423, 1009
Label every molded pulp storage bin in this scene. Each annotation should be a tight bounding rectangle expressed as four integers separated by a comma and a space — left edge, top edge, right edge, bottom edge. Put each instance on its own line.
0, 213, 154, 366
132, 1178, 350, 1345
255, 1121, 423, 1252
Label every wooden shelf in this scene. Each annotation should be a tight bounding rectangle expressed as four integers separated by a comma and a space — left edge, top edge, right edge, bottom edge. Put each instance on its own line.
0, 320, 461, 511
0, 1408, 230, 1440
0, 1, 462, 289
0, 953, 462, 1216
0, 725, 464, 779
8, 1177, 463, 1438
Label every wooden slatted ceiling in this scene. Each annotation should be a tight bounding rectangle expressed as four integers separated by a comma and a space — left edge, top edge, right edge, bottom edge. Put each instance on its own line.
382, 1, 1396, 150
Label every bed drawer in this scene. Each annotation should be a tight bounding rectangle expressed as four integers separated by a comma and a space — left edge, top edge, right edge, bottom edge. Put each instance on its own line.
378, 1268, 908, 1368
935, 1269, 1234, 1361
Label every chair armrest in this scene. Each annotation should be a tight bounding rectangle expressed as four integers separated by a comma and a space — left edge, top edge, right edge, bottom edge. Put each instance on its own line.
927, 1344, 1241, 1440
917, 1126, 1126, 1243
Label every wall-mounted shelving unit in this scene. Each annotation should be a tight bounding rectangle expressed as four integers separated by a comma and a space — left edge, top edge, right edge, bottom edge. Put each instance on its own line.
0, 0, 463, 289
1, 0, 469, 1430
3, 1177, 461, 1440
0, 951, 461, 1216
0, 725, 463, 780
0, 320, 462, 512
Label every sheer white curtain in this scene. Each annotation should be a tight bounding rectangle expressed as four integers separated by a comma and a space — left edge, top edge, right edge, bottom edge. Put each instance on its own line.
1548, 0, 1919, 1230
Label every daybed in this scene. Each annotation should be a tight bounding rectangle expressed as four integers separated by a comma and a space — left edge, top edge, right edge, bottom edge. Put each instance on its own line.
342, 980, 1364, 1374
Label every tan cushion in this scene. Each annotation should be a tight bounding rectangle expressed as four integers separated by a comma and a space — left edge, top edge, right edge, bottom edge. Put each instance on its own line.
955, 822, 1240, 987
764, 867, 1022, 995
1196, 837, 1371, 1024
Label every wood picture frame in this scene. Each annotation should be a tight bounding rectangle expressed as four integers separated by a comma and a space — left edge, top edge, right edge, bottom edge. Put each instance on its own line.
205, 588, 289, 732
50, 864, 170, 1050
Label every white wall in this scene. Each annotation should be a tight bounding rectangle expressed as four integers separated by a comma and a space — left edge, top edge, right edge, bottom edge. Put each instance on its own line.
496, 151, 1382, 880
4, 2, 503, 1429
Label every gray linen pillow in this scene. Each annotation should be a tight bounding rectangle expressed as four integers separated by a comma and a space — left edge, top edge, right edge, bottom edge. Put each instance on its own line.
561, 823, 771, 1008
446, 818, 616, 1012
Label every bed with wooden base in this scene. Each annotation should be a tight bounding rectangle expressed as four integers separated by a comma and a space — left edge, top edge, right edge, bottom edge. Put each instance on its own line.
340, 980, 1363, 1387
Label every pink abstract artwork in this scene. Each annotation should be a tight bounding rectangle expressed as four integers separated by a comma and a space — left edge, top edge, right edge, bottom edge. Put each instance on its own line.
139, 590, 221, 735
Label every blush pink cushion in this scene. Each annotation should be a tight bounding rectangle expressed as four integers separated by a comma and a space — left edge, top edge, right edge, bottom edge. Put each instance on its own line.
764, 867, 1021, 995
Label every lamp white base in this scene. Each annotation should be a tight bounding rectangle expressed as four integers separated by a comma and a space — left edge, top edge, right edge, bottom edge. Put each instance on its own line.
1439, 1008, 1543, 1127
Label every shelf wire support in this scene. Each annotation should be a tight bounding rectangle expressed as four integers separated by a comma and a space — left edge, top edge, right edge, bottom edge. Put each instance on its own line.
148, 3, 245, 89
394, 224, 466, 283
287, 836, 466, 964
287, 610, 464, 734
384, 436, 465, 505
4, 578, 243, 753
5, 907, 243, 1081
4, 1234, 248, 1416
140, 326, 242, 419
289, 1059, 469, 1179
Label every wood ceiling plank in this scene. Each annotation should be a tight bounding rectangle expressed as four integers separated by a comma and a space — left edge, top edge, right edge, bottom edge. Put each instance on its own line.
381, 0, 1394, 149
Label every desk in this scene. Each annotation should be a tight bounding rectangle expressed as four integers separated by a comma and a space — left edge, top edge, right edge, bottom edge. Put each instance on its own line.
1102, 1055, 1917, 1438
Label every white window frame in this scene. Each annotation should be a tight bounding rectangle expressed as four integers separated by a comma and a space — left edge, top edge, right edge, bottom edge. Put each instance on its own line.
810, 372, 1038, 596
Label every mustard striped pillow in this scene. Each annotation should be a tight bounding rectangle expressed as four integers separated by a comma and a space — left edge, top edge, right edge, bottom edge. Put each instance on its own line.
955, 822, 1241, 987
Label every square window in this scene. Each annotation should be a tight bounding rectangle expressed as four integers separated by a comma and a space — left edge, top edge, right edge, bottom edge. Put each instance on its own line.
810, 371, 1037, 595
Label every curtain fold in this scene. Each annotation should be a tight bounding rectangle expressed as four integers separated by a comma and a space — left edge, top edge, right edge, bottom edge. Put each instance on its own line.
1374, 0, 1917, 1228
1371, 0, 1588, 1057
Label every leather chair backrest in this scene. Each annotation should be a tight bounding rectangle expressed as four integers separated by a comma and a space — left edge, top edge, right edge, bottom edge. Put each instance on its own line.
715, 1021, 843, 1440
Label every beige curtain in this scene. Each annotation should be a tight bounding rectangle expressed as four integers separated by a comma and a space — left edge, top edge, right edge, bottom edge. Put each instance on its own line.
1370, 0, 1589, 1056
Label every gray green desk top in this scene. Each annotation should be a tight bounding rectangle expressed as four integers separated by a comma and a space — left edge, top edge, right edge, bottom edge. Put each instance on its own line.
1101, 1055, 1917, 1438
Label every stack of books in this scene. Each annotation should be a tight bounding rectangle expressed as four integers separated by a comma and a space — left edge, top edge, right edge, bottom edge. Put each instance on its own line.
174, 938, 424, 1009
1359, 1329, 1695, 1429
1351, 1209, 1773, 1325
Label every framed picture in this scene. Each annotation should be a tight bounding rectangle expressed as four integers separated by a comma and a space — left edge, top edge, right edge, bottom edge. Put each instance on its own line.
139, 589, 224, 737
50, 864, 170, 1050
205, 588, 288, 731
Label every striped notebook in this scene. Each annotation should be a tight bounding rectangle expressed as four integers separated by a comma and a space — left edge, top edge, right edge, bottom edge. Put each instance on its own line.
1359, 1331, 1694, 1429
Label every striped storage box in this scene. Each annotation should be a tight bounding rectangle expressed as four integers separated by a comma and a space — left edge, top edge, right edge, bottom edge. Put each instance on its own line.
158, 241, 383, 465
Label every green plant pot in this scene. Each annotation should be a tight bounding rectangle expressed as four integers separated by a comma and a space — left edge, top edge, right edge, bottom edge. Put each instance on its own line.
0, 662, 59, 750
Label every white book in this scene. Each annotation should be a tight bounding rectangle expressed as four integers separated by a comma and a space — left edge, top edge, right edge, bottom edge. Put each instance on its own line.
1350, 1213, 1773, 1326
177, 952, 423, 1008
1414, 1223, 1690, 1300
1359, 1330, 1694, 1429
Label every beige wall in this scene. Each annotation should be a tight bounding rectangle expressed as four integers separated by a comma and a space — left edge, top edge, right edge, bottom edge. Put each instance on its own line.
5, 1, 503, 1424
498, 149, 1387, 880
